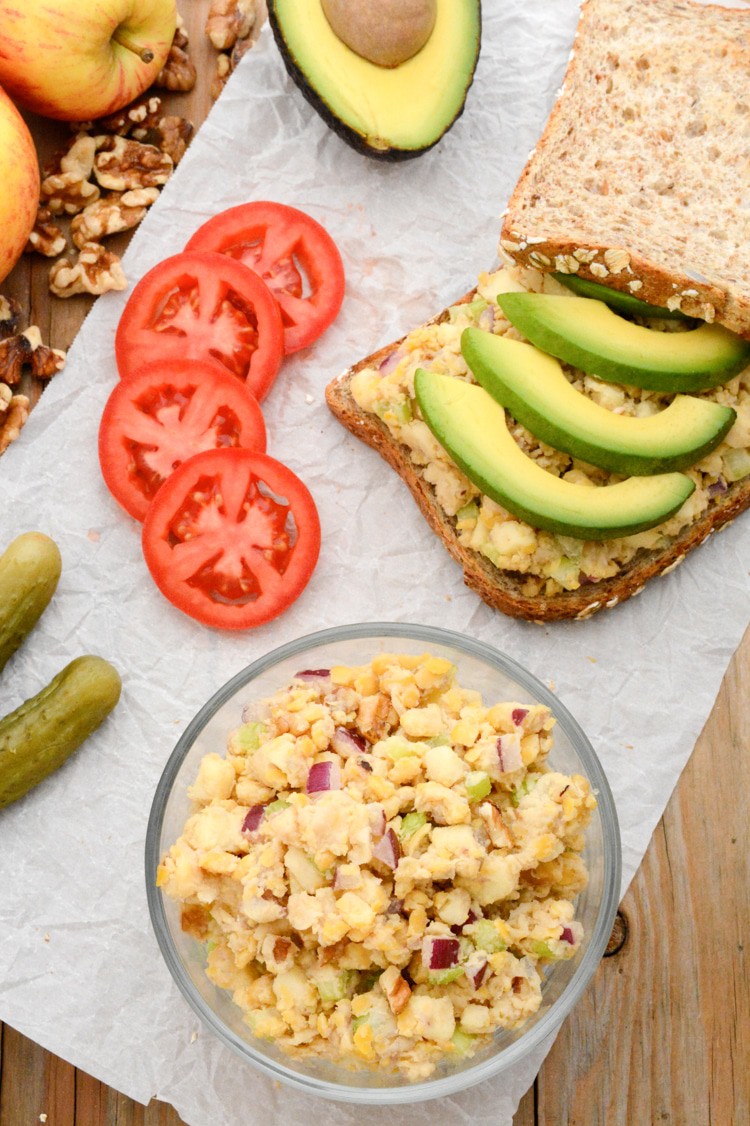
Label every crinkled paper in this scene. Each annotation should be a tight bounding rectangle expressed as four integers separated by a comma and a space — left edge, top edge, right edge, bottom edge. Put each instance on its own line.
1, 3, 748, 1124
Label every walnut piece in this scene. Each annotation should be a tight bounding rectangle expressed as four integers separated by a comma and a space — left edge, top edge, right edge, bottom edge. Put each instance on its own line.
93, 136, 173, 191
71, 188, 159, 248
206, 0, 258, 50
154, 43, 197, 92
0, 386, 29, 454
41, 171, 100, 216
0, 325, 66, 383
211, 52, 233, 101
92, 96, 164, 137
0, 296, 22, 339
60, 134, 97, 180
131, 113, 194, 165
49, 242, 127, 298
25, 206, 67, 258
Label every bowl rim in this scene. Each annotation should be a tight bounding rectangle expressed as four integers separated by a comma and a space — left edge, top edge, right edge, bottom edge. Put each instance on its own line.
145, 621, 621, 1104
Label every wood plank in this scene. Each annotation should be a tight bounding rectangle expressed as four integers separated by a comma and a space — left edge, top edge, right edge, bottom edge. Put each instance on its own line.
0, 1022, 76, 1123
529, 625, 750, 1124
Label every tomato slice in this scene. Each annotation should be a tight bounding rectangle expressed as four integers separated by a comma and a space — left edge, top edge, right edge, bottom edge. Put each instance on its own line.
185, 202, 345, 354
142, 448, 321, 630
115, 252, 285, 401
98, 360, 267, 522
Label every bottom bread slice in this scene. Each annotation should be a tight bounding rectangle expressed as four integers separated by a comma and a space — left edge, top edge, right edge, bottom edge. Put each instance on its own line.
325, 290, 750, 623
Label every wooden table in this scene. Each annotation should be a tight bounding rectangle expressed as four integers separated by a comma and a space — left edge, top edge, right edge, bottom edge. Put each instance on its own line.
1, 5, 748, 1122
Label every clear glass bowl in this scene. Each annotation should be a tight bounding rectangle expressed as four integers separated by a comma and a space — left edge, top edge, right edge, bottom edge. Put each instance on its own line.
145, 622, 621, 1104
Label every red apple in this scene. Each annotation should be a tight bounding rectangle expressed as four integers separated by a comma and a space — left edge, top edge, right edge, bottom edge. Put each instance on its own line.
0, 85, 38, 284
0, 0, 176, 122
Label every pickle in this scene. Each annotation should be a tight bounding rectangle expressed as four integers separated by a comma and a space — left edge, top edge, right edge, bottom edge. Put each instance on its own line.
0, 532, 62, 674
0, 655, 122, 809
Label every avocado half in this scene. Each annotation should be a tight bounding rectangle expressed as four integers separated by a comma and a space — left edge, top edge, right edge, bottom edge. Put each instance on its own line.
267, 0, 481, 160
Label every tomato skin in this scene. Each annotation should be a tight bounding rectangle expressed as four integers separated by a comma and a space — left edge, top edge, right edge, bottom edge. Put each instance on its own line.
141, 448, 321, 630
98, 360, 267, 522
185, 202, 345, 354
115, 252, 285, 401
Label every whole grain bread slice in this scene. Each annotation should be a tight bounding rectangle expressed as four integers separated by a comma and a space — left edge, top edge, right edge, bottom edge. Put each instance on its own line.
325, 291, 750, 622
500, 0, 750, 336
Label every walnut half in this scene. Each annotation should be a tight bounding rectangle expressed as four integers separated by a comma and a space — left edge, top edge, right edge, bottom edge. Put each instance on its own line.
49, 242, 127, 298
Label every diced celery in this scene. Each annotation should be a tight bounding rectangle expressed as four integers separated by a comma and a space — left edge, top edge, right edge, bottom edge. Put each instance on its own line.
352, 1013, 369, 1033
530, 940, 556, 960
385, 740, 420, 761
724, 447, 750, 482
427, 733, 451, 748
265, 799, 290, 816
373, 399, 413, 425
356, 970, 381, 994
427, 966, 464, 985
449, 296, 488, 323
456, 501, 480, 524
451, 1029, 476, 1054
235, 721, 267, 751
510, 776, 535, 807
316, 970, 355, 1003
205, 939, 217, 954
399, 810, 428, 839
473, 919, 506, 954
465, 770, 492, 802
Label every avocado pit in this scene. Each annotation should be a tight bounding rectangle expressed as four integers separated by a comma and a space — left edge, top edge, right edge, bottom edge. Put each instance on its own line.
321, 0, 437, 67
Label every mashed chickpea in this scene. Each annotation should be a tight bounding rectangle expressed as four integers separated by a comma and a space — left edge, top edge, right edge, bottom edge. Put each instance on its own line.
157, 653, 596, 1080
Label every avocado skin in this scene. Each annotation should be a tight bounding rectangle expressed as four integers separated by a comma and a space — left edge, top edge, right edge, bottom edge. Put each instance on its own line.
267, 0, 481, 161
414, 369, 695, 540
552, 272, 692, 321
497, 292, 750, 392
461, 328, 737, 476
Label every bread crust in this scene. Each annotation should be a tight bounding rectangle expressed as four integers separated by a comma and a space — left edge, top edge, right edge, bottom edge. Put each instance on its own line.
325, 292, 750, 622
500, 0, 750, 338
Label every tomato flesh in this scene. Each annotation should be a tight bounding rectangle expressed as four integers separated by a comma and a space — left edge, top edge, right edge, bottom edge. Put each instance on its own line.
185, 202, 345, 354
98, 360, 267, 522
115, 252, 285, 401
142, 448, 321, 629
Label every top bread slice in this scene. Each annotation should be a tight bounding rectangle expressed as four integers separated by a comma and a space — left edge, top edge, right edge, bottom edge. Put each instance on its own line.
500, 0, 750, 337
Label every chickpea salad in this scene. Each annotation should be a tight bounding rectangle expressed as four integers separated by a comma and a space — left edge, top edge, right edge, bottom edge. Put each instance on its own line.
157, 653, 596, 1080
349, 265, 750, 598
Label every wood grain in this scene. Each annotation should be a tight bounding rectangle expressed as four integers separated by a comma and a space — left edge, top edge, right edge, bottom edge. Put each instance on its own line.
1, 1, 748, 1122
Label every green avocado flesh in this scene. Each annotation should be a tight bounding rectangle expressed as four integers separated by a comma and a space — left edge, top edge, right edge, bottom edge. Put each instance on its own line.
414, 369, 695, 540
461, 329, 736, 475
552, 272, 691, 321
497, 293, 750, 392
267, 0, 481, 159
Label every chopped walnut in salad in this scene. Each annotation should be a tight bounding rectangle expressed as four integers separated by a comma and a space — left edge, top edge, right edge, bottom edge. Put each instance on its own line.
157, 653, 595, 1080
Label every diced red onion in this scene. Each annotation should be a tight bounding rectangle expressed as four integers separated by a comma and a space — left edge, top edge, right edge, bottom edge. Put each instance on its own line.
295, 668, 331, 681
241, 805, 265, 834
708, 478, 728, 498
332, 726, 368, 757
465, 955, 489, 990
497, 733, 523, 773
368, 805, 387, 838
306, 760, 340, 794
450, 909, 478, 935
379, 347, 404, 375
511, 707, 528, 727
422, 936, 460, 971
478, 306, 495, 331
561, 926, 575, 945
372, 828, 400, 869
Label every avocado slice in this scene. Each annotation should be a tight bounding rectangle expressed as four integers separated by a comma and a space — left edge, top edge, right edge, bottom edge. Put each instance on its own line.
552, 272, 691, 321
497, 293, 750, 392
461, 329, 736, 475
414, 369, 695, 540
267, 0, 481, 160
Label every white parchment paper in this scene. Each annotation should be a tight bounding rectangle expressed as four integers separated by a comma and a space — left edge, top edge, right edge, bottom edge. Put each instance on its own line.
1, 3, 748, 1123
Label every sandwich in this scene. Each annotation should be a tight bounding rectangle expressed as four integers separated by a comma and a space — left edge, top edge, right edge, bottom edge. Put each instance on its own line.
326, 0, 750, 622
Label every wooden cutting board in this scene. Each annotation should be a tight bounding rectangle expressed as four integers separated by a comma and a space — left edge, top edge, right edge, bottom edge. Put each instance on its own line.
0, 3, 747, 1122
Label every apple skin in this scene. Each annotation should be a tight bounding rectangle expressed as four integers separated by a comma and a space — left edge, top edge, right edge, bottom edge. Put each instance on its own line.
0, 85, 38, 284
0, 0, 176, 121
